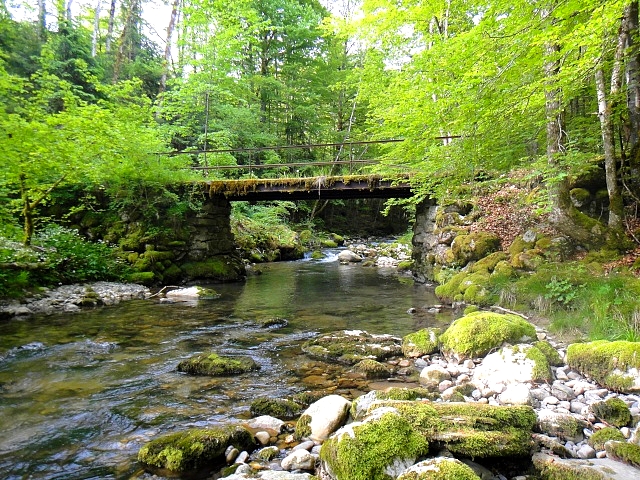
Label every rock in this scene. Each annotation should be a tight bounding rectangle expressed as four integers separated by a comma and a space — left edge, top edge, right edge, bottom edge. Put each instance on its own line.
439, 311, 536, 360
256, 446, 280, 461
301, 330, 402, 365
177, 353, 259, 376
245, 416, 285, 435
259, 471, 319, 480
402, 328, 441, 357
396, 457, 481, 479
576, 444, 597, 459
532, 433, 573, 457
293, 441, 314, 452
165, 286, 219, 299
250, 398, 302, 420
337, 250, 362, 263
281, 449, 315, 471
351, 359, 391, 379
533, 452, 640, 480
591, 398, 632, 427
419, 365, 451, 389
473, 344, 552, 386
567, 341, 640, 393
588, 427, 626, 450
255, 431, 271, 445
499, 384, 532, 406
295, 394, 351, 442
605, 441, 640, 468
536, 409, 585, 443
137, 425, 255, 475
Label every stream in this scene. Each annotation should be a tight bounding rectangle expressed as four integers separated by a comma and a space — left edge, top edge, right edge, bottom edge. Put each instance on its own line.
0, 251, 453, 479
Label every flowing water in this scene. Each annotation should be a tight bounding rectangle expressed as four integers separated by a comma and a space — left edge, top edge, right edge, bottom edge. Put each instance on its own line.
0, 252, 452, 479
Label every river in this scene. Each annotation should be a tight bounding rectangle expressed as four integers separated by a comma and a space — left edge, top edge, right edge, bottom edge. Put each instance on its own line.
0, 252, 452, 479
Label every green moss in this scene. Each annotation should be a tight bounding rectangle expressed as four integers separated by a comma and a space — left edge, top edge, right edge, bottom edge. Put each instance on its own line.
162, 264, 183, 281
319, 412, 430, 480
566, 340, 640, 392
525, 345, 553, 382
250, 398, 301, 420
451, 232, 501, 266
440, 311, 537, 359
295, 414, 312, 440
181, 256, 244, 281
397, 260, 413, 271
137, 425, 254, 474
311, 250, 324, 259
396, 458, 481, 480
605, 441, 640, 467
378, 387, 439, 401
435, 271, 467, 303
509, 236, 535, 257
321, 239, 338, 248
470, 252, 508, 273
126, 271, 155, 285
256, 446, 280, 461
463, 283, 494, 305
492, 260, 515, 278
177, 353, 259, 376
256, 317, 288, 328
352, 359, 391, 379
533, 454, 609, 480
534, 340, 563, 367
464, 305, 480, 315
402, 328, 441, 357
590, 398, 631, 427
144, 250, 175, 262
588, 427, 626, 450
301, 331, 402, 365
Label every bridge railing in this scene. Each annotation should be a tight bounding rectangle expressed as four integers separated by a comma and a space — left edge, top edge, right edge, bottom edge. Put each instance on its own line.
162, 139, 404, 178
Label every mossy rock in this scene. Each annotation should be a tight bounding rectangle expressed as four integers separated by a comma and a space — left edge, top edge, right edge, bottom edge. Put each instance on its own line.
137, 425, 255, 474
162, 264, 183, 282
250, 398, 302, 420
126, 271, 155, 285
396, 458, 481, 480
301, 330, 402, 365
330, 233, 345, 245
311, 250, 324, 260
450, 232, 501, 266
321, 239, 338, 248
509, 235, 536, 257
397, 260, 413, 271
470, 252, 508, 273
570, 187, 592, 207
377, 387, 439, 402
144, 250, 175, 262
256, 445, 280, 461
590, 398, 631, 427
402, 328, 441, 357
434, 271, 467, 303
588, 427, 626, 450
439, 311, 537, 359
319, 411, 430, 480
532, 452, 610, 480
177, 353, 259, 376
181, 255, 245, 282
605, 440, 640, 467
534, 340, 563, 367
566, 340, 640, 393
352, 359, 391, 379
492, 260, 515, 278
256, 317, 288, 329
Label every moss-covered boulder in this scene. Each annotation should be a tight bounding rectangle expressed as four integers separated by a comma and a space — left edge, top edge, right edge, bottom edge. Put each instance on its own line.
137, 425, 254, 475
532, 452, 610, 480
319, 411, 430, 480
181, 255, 245, 282
566, 340, 640, 393
449, 232, 501, 266
296, 394, 351, 442
177, 353, 259, 376
396, 458, 481, 480
250, 398, 302, 420
588, 427, 626, 450
605, 440, 640, 467
402, 328, 441, 358
352, 359, 391, 379
590, 398, 632, 427
473, 344, 552, 386
534, 340, 564, 367
439, 311, 537, 360
301, 330, 402, 365
536, 409, 585, 443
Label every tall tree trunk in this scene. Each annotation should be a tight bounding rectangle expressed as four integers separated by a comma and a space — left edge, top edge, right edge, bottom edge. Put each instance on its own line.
627, 1, 640, 159
66, 0, 73, 22
91, 0, 101, 57
38, 0, 47, 40
106, 0, 117, 53
159, 0, 180, 94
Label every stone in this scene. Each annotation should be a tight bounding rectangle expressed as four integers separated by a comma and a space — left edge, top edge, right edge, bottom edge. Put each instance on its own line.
591, 398, 632, 427
177, 353, 259, 376
301, 330, 402, 365
576, 444, 596, 459
473, 344, 552, 386
351, 359, 391, 379
337, 250, 362, 263
137, 425, 255, 474
533, 452, 640, 480
255, 431, 271, 446
281, 449, 315, 471
295, 394, 351, 442
536, 409, 585, 443
439, 311, 536, 360
396, 457, 481, 479
419, 365, 451, 389
499, 384, 532, 406
567, 341, 640, 393
292, 440, 314, 452
245, 416, 285, 436
402, 328, 441, 357
250, 398, 302, 420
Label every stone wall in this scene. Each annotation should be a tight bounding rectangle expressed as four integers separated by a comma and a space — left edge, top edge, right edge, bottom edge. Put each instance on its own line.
411, 199, 438, 283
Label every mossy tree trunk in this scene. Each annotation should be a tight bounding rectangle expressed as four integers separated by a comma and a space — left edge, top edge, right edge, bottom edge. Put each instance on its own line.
19, 172, 66, 246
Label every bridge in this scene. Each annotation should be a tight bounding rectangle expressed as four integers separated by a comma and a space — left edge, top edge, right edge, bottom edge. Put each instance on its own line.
166, 139, 413, 201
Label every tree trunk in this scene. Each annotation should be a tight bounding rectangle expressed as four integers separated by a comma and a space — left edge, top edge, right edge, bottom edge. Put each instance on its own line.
66, 0, 73, 22
159, 0, 180, 94
91, 0, 101, 57
106, 0, 117, 53
38, 0, 47, 40
626, 1, 640, 158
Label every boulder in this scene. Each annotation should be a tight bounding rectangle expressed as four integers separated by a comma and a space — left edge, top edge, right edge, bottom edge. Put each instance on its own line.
165, 286, 219, 300
301, 330, 402, 365
590, 398, 632, 427
533, 452, 640, 480
396, 457, 481, 480
250, 398, 302, 420
419, 365, 451, 390
566, 340, 640, 393
536, 409, 585, 443
439, 311, 537, 360
352, 359, 391, 379
137, 425, 254, 475
402, 328, 441, 357
244, 415, 285, 436
338, 250, 362, 263
295, 394, 351, 442
177, 353, 259, 376
473, 344, 552, 386
281, 449, 316, 471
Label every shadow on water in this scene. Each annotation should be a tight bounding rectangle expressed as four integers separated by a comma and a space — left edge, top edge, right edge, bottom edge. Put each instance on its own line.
0, 256, 453, 479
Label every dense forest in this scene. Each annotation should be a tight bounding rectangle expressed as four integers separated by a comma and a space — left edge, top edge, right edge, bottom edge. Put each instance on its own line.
3, 0, 640, 337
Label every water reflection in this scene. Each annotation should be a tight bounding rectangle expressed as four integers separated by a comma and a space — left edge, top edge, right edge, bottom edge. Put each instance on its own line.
0, 257, 450, 479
